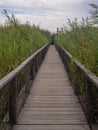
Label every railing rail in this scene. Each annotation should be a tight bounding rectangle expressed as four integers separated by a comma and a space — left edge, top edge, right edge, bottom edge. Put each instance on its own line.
0, 43, 49, 130
56, 44, 98, 130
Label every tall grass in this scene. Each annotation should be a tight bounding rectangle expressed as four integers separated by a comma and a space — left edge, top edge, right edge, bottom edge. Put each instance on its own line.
55, 17, 98, 76
0, 10, 51, 79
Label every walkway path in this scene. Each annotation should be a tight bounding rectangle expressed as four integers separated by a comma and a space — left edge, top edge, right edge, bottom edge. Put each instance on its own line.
13, 45, 90, 130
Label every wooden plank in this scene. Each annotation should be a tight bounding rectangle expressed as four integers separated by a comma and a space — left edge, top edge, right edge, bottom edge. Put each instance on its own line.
13, 125, 90, 130
30, 88, 74, 91
17, 119, 87, 125
20, 110, 84, 115
25, 99, 79, 104
18, 114, 86, 119
23, 103, 81, 107
26, 96, 78, 100
22, 106, 83, 111
28, 93, 77, 98
28, 93, 75, 96
29, 91, 75, 94
24, 101, 80, 106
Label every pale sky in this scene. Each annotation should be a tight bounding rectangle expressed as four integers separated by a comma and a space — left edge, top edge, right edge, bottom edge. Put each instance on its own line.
0, 0, 98, 32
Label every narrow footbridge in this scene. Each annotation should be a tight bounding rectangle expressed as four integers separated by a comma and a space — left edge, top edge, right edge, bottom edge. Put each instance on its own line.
0, 44, 98, 130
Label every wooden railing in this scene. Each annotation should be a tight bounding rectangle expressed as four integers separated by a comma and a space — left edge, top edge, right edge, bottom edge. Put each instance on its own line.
56, 44, 98, 130
0, 43, 49, 130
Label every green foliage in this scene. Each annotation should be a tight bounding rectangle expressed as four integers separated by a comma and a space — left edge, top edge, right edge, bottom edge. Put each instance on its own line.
0, 10, 50, 79
55, 18, 98, 76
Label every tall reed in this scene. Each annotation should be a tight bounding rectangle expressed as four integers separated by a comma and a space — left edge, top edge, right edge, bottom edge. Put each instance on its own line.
0, 10, 51, 79
56, 17, 98, 76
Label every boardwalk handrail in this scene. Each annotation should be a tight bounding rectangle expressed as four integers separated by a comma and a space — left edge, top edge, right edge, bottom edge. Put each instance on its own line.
0, 43, 49, 129
56, 44, 98, 129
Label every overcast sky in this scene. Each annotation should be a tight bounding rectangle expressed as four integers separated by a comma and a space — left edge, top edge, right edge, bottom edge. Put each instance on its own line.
0, 0, 98, 32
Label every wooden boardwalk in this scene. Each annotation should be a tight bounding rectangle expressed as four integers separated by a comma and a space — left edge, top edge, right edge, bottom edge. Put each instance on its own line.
13, 45, 90, 130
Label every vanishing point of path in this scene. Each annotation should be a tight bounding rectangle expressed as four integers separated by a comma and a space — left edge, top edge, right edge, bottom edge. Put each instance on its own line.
13, 45, 90, 130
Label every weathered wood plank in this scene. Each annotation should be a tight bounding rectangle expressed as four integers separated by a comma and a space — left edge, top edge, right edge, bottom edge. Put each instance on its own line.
17, 119, 87, 125
20, 110, 84, 115
13, 125, 90, 130
24, 103, 80, 107
28, 93, 75, 96
26, 96, 78, 100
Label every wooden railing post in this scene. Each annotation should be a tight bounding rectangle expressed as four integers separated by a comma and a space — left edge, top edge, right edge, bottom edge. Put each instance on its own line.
30, 61, 35, 80
85, 78, 96, 126
32, 60, 36, 80
38, 52, 42, 68
25, 65, 31, 94
9, 78, 17, 125
85, 78, 90, 123
36, 55, 39, 72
